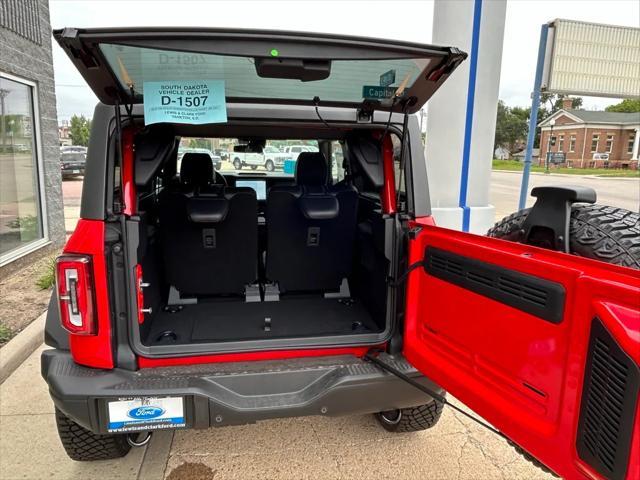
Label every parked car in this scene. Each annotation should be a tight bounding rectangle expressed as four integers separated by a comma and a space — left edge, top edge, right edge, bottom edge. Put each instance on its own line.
177, 147, 222, 170
282, 144, 319, 161
231, 145, 289, 171
213, 148, 229, 161
60, 150, 86, 178
45, 27, 640, 480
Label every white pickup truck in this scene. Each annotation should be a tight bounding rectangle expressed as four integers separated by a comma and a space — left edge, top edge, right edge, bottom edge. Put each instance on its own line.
231, 146, 290, 171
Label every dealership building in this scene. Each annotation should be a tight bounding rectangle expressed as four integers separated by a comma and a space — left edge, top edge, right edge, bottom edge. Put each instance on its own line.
539, 102, 640, 170
0, 0, 65, 275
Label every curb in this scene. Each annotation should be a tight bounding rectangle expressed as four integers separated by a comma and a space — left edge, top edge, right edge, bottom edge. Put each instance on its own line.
0, 312, 45, 384
493, 169, 639, 180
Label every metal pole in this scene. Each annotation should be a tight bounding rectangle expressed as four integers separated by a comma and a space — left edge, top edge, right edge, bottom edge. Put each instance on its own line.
545, 124, 553, 174
518, 24, 549, 210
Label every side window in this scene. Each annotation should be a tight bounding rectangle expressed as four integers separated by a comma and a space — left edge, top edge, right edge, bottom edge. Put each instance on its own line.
330, 141, 345, 183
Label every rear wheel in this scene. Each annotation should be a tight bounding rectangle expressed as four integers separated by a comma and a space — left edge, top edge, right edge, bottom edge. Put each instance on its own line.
233, 158, 242, 170
488, 204, 639, 269
55, 408, 131, 461
265, 160, 275, 172
375, 400, 444, 433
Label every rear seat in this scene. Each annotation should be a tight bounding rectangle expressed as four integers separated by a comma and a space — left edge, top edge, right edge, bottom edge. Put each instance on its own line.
266, 152, 358, 293
159, 153, 257, 296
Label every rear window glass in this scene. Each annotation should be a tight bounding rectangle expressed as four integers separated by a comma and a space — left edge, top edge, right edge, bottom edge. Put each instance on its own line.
178, 138, 319, 177
100, 44, 431, 105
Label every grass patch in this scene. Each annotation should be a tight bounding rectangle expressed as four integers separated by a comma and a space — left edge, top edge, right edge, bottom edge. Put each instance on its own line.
0, 323, 13, 345
36, 256, 57, 290
492, 160, 639, 177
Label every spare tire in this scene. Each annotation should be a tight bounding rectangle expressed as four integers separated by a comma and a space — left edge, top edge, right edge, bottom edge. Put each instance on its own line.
488, 204, 640, 269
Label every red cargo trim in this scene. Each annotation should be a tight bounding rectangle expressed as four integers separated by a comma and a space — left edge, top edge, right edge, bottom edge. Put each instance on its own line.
64, 219, 114, 368
138, 346, 374, 368
381, 134, 396, 215
121, 128, 136, 216
135, 264, 145, 324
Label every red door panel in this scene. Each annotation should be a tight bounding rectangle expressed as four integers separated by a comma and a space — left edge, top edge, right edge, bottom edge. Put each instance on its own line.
404, 223, 640, 480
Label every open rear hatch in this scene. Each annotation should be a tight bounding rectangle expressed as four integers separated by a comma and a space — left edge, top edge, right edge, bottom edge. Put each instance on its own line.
53, 27, 466, 114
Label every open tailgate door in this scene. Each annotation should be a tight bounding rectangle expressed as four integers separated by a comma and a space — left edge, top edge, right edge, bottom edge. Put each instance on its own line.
53, 27, 466, 114
404, 222, 640, 480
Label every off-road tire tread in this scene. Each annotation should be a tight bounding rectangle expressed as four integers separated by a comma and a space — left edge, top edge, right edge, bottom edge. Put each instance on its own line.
487, 204, 640, 269
55, 408, 131, 461
377, 400, 444, 433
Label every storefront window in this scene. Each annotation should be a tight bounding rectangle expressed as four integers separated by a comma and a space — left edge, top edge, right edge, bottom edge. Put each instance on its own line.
0, 74, 44, 260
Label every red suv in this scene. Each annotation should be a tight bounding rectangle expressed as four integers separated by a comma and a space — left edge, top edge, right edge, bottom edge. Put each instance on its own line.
43, 27, 639, 480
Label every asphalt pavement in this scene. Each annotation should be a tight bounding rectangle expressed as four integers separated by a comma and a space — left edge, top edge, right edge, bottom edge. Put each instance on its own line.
490, 170, 639, 221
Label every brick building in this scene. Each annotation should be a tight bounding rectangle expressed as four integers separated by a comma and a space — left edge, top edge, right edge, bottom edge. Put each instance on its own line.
539, 99, 640, 169
0, 0, 65, 275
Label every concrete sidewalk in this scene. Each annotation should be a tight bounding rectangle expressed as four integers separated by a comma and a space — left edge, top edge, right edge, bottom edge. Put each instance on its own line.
0, 345, 553, 480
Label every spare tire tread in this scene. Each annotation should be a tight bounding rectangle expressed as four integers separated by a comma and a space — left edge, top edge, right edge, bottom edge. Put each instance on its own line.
487, 204, 640, 269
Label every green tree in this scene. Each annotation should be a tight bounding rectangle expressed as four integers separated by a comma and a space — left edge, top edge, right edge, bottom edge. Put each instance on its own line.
494, 100, 528, 153
188, 138, 212, 150
69, 115, 91, 146
605, 98, 640, 113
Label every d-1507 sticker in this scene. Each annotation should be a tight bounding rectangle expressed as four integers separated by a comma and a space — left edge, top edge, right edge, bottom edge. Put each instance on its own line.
143, 80, 227, 125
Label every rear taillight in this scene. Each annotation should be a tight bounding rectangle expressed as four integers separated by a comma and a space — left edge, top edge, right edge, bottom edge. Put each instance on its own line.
56, 255, 96, 335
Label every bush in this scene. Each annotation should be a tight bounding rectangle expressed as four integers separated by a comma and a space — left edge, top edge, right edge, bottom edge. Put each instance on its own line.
0, 323, 12, 345
36, 256, 57, 290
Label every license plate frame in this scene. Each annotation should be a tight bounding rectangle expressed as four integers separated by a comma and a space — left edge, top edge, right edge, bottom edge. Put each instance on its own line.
106, 396, 186, 433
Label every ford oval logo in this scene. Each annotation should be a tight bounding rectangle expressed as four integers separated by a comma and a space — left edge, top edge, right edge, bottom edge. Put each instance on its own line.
127, 406, 165, 420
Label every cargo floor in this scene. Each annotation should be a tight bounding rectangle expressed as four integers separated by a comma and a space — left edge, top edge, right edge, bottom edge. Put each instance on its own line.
143, 295, 378, 345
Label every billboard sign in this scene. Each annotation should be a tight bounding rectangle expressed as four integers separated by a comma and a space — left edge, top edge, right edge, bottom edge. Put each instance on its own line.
542, 19, 640, 98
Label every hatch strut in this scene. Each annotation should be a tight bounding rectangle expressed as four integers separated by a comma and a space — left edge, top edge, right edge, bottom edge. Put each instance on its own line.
364, 350, 507, 439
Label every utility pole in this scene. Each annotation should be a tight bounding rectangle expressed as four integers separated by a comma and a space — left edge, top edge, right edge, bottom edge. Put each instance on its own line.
0, 88, 9, 147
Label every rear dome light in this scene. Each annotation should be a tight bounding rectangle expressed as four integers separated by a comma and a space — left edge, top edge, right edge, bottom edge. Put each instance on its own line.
56, 255, 96, 335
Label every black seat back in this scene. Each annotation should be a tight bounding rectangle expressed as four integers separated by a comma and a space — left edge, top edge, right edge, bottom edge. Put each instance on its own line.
159, 153, 257, 295
179, 152, 214, 189
266, 152, 358, 293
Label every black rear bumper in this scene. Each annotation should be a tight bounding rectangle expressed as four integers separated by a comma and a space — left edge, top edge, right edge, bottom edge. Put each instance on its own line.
41, 350, 441, 434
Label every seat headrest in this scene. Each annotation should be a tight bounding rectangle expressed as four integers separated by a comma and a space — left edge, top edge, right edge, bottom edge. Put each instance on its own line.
180, 153, 213, 188
187, 196, 229, 223
295, 152, 328, 186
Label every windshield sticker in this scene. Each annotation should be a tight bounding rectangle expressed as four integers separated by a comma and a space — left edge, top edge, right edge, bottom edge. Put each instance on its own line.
143, 80, 227, 125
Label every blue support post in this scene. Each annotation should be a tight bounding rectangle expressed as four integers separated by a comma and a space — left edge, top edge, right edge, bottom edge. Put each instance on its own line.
458, 0, 483, 232
518, 24, 549, 211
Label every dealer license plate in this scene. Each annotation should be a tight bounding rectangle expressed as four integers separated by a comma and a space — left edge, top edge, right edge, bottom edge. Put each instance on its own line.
72, 169, 80, 173
107, 396, 185, 433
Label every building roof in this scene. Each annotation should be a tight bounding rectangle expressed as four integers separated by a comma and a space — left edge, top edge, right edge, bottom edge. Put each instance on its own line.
539, 109, 640, 127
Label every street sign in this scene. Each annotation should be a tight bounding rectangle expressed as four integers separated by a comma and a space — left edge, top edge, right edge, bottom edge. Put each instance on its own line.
379, 69, 396, 87
362, 86, 396, 100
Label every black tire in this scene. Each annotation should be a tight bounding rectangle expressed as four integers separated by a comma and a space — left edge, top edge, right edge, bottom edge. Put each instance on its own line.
55, 408, 131, 461
265, 160, 275, 172
233, 158, 242, 170
488, 204, 640, 269
375, 400, 444, 433
250, 165, 257, 170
